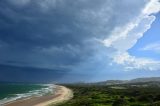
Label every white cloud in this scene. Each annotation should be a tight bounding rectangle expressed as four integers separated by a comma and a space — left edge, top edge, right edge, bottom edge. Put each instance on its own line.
143, 0, 160, 15
113, 52, 160, 71
103, 15, 155, 51
140, 42, 160, 53
102, 0, 160, 71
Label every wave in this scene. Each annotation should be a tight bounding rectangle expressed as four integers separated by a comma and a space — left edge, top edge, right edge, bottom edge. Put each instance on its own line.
0, 84, 56, 105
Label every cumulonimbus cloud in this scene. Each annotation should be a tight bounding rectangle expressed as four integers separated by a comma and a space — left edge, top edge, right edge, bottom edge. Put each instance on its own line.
0, 0, 159, 80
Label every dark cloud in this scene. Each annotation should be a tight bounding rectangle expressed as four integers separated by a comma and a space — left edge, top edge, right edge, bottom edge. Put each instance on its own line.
0, 64, 69, 83
0, 0, 148, 82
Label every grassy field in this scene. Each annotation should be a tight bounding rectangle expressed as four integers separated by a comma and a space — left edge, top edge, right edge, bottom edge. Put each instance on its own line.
55, 83, 160, 106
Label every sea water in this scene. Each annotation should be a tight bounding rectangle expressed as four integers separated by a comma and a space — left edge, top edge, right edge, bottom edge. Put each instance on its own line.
0, 83, 55, 105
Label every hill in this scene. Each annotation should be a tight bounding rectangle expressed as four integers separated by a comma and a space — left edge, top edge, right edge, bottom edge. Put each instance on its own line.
88, 77, 160, 85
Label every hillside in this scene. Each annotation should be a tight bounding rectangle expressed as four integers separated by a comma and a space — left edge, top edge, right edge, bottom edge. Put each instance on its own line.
92, 77, 160, 85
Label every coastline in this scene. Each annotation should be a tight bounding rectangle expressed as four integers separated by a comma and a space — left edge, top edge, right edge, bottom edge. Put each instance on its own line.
4, 85, 73, 106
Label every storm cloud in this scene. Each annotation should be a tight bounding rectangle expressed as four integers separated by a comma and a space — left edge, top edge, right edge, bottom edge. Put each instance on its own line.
0, 0, 159, 82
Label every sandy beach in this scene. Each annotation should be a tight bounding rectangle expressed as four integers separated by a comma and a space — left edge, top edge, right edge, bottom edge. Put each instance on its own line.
4, 85, 73, 106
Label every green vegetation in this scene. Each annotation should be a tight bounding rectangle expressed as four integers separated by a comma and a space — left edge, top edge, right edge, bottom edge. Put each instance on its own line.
56, 83, 160, 106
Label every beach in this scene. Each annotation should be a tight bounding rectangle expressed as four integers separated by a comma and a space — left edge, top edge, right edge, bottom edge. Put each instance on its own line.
4, 85, 73, 106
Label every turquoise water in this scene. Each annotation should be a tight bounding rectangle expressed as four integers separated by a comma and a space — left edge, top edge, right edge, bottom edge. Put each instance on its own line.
0, 83, 55, 105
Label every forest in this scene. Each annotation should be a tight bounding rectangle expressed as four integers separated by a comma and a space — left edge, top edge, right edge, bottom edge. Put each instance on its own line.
56, 82, 160, 106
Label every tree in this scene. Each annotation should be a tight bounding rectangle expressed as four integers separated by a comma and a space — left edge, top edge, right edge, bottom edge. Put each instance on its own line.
112, 98, 128, 106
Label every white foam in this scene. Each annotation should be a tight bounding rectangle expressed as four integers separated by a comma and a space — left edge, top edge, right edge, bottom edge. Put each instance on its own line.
0, 84, 55, 106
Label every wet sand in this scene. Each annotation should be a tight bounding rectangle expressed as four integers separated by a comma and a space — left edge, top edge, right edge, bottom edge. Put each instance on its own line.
4, 85, 73, 106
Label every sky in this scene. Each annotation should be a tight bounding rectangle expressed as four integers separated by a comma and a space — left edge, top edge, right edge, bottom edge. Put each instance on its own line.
129, 13, 160, 60
0, 0, 160, 83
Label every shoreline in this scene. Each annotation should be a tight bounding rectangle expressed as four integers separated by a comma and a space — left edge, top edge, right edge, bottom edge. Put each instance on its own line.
4, 85, 73, 106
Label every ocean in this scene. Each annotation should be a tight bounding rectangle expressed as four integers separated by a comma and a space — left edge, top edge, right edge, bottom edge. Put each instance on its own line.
0, 83, 55, 105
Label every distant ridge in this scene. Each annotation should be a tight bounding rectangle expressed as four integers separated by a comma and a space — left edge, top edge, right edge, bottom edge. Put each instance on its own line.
92, 77, 160, 85
94, 80, 128, 85
129, 77, 160, 83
